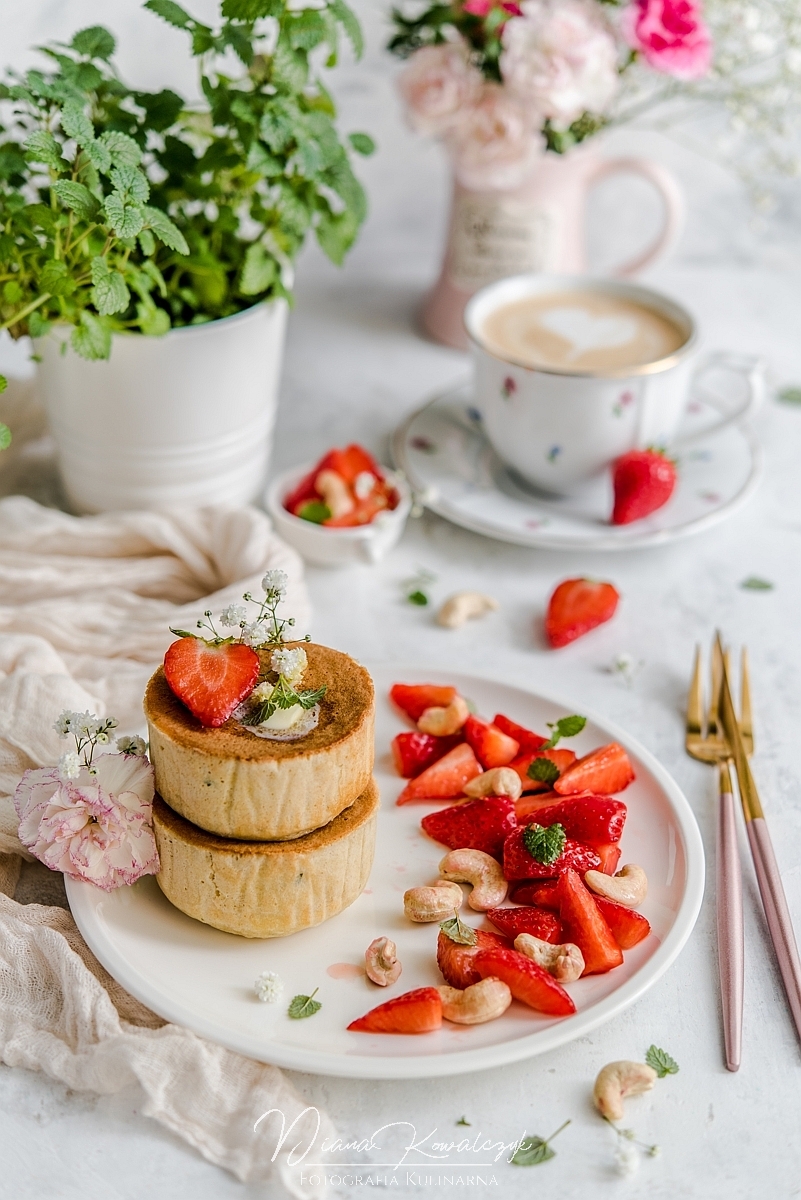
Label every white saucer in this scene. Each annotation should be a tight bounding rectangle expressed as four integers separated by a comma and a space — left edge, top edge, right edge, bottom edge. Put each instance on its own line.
392, 382, 762, 551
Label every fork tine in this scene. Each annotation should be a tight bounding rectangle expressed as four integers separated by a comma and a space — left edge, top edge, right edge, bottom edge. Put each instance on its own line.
708, 636, 723, 739
740, 646, 754, 755
686, 644, 704, 740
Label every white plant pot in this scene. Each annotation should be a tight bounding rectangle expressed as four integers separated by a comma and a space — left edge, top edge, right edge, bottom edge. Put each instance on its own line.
35, 300, 287, 513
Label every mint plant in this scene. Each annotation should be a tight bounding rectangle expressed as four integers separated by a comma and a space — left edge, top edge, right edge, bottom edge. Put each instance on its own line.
0, 0, 372, 387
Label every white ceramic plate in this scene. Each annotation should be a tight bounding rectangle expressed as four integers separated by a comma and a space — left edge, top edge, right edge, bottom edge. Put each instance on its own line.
392, 383, 761, 550
66, 667, 705, 1079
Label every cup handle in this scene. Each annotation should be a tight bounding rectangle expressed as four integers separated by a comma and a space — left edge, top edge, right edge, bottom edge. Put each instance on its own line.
586, 157, 685, 277
673, 351, 766, 447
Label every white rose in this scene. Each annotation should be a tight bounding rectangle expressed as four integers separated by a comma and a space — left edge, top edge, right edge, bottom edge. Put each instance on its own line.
448, 84, 543, 191
398, 43, 483, 136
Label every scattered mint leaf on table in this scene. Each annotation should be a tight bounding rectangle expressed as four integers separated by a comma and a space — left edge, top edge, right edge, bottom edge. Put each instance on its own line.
527, 757, 561, 785
523, 822, 567, 865
541, 714, 586, 750
741, 577, 774, 591
440, 913, 477, 946
407, 589, 428, 606
288, 989, 321, 1020
777, 386, 801, 405
456, 1116, 471, 1126
511, 1119, 570, 1167
645, 1045, 679, 1077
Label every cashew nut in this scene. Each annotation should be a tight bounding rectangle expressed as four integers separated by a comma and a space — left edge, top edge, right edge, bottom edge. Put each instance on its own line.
438, 977, 512, 1024
417, 695, 470, 736
439, 849, 508, 911
364, 937, 402, 987
403, 881, 464, 922
436, 592, 499, 629
315, 468, 354, 519
463, 767, 522, 801
514, 933, 585, 983
593, 1061, 658, 1122
585, 864, 648, 909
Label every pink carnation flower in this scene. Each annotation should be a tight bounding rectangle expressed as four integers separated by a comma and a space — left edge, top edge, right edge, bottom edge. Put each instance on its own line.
622, 0, 712, 80
448, 84, 542, 190
15, 753, 159, 891
398, 43, 483, 136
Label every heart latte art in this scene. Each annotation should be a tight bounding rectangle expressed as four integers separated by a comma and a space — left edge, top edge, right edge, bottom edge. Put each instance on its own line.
479, 290, 687, 372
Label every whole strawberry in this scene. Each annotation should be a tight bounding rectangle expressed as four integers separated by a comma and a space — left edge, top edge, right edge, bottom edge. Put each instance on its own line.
612, 448, 676, 525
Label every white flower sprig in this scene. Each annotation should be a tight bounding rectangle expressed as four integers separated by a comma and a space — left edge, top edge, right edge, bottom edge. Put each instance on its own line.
54, 710, 148, 779
173, 569, 307, 651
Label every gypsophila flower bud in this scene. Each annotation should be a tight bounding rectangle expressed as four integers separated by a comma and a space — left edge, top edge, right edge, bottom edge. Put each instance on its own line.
117, 735, 147, 757
271, 647, 307, 685
242, 621, 269, 648
96, 732, 110, 744
614, 1142, 640, 1177
54, 711, 76, 738
254, 970, 283, 1003
262, 569, 288, 597
220, 603, 248, 628
58, 751, 81, 781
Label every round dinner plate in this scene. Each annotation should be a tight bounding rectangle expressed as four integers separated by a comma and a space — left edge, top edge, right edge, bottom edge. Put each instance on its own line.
66, 667, 705, 1080
392, 382, 761, 551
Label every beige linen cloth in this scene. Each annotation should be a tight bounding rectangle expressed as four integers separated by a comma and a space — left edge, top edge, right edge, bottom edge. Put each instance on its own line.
0, 495, 332, 1195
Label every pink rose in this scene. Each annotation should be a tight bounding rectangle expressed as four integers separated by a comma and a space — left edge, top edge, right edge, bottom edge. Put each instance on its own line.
397, 44, 483, 136
15, 753, 159, 891
462, 0, 522, 18
448, 84, 542, 190
622, 0, 712, 80
501, 0, 619, 129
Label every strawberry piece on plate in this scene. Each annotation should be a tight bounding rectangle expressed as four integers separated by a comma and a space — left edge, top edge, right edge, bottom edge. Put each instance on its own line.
510, 880, 560, 910
391, 731, 462, 778
463, 715, 519, 768
593, 896, 651, 949
493, 714, 547, 753
503, 826, 601, 881
596, 843, 622, 875
347, 986, 443, 1033
554, 742, 635, 795
557, 868, 623, 974
486, 905, 563, 943
390, 683, 457, 723
612, 448, 677, 525
163, 637, 260, 728
436, 928, 509, 989
421, 796, 518, 859
473, 946, 575, 1016
396, 743, 482, 804
513, 795, 627, 846
545, 578, 620, 648
510, 749, 577, 793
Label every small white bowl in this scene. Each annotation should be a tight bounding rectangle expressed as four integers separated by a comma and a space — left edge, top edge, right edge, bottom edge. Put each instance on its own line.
265, 462, 412, 567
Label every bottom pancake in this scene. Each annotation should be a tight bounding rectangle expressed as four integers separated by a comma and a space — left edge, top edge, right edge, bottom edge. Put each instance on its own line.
152, 780, 379, 938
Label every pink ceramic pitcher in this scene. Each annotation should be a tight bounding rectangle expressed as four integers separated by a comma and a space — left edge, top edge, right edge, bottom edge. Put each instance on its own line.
422, 147, 684, 349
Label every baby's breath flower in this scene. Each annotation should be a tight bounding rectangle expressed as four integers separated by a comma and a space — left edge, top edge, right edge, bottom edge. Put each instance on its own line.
614, 1142, 640, 1177
54, 711, 77, 738
117, 735, 147, 757
251, 682, 275, 702
242, 620, 270, 648
57, 750, 81, 781
271, 646, 307, 684
254, 970, 284, 1003
262, 569, 288, 597
220, 603, 248, 629
96, 731, 110, 744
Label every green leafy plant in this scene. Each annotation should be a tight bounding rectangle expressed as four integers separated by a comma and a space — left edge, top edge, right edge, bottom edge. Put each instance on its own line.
0, 0, 372, 377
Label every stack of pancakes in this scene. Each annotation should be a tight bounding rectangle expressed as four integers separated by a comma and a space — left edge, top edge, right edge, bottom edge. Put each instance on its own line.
143, 643, 378, 938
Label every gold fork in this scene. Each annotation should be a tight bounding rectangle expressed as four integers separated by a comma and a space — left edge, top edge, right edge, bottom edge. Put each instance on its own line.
686, 639, 745, 1071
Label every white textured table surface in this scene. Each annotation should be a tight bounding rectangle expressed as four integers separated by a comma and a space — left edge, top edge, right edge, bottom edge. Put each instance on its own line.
3, 2, 801, 1198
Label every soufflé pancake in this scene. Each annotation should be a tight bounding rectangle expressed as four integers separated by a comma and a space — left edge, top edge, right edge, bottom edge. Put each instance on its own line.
144, 642, 374, 840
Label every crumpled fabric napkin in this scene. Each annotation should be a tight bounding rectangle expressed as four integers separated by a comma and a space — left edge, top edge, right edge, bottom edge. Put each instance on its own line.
0, 496, 332, 1193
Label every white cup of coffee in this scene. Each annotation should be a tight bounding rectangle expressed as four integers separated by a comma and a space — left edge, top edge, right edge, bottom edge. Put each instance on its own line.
464, 274, 764, 495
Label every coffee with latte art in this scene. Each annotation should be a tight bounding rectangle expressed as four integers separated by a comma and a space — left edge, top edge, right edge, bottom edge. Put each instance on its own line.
479, 289, 687, 373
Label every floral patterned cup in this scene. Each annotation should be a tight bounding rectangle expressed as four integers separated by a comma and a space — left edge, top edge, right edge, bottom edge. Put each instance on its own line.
465, 273, 764, 495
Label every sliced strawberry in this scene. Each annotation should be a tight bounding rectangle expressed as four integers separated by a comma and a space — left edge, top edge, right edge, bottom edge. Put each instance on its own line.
473, 947, 575, 1016
396, 743, 482, 804
325, 443, 382, 485
493, 714, 547, 753
391, 731, 462, 778
511, 795, 626, 846
163, 637, 260, 728
594, 896, 651, 949
503, 827, 601, 881
612, 448, 677, 525
436, 928, 509, 989
545, 578, 620, 648
486, 906, 563, 943
463, 715, 519, 769
324, 487, 394, 528
557, 869, 623, 975
347, 986, 442, 1034
554, 742, 635, 796
596, 843, 622, 875
283, 469, 320, 516
390, 683, 457, 723
421, 796, 518, 859
510, 749, 577, 793
510, 880, 560, 910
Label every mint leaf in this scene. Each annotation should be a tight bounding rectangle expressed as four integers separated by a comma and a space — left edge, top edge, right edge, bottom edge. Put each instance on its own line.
91, 257, 130, 316
348, 132, 375, 156
511, 1137, 555, 1166
143, 206, 189, 255
407, 590, 428, 606
24, 131, 66, 171
440, 913, 476, 945
541, 714, 586, 750
98, 130, 142, 168
645, 1045, 679, 1077
53, 180, 97, 220
523, 822, 566, 865
456, 1116, 471, 1127
288, 989, 321, 1019
104, 194, 145, 238
71, 25, 116, 61
110, 165, 150, 202
239, 242, 277, 295
0, 376, 7, 394
297, 500, 331, 524
741, 576, 774, 591
144, 0, 193, 30
297, 685, 327, 710
778, 385, 801, 405
0, 423, 11, 451
60, 105, 95, 148
71, 311, 111, 361
331, 0, 364, 58
527, 756, 560, 785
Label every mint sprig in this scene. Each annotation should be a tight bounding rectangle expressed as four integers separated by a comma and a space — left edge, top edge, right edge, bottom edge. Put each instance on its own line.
440, 912, 477, 946
288, 989, 322, 1020
511, 1119, 570, 1167
252, 676, 326, 724
540, 715, 586, 751
645, 1045, 679, 1077
523, 822, 567, 865
527, 757, 560, 785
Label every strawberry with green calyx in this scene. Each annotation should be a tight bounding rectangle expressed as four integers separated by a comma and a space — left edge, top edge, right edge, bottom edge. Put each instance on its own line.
612, 447, 677, 525
545, 578, 620, 648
